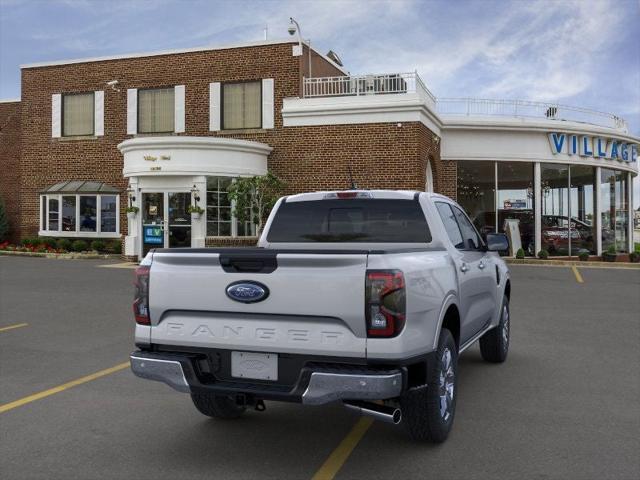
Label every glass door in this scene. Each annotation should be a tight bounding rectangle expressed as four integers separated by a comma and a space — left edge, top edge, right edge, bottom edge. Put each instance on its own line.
142, 192, 165, 256
167, 192, 191, 248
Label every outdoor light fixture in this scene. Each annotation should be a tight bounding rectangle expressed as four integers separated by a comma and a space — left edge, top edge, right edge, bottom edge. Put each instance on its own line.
126, 187, 136, 206
191, 185, 201, 203
288, 17, 312, 76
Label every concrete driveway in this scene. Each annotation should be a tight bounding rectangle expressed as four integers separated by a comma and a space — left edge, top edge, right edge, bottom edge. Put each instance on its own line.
1, 257, 638, 479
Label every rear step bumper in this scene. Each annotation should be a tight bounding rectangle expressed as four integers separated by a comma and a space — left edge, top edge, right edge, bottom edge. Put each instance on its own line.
130, 351, 403, 405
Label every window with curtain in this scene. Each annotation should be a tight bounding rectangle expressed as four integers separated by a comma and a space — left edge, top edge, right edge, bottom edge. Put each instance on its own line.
138, 88, 175, 133
222, 81, 261, 130
63, 92, 94, 136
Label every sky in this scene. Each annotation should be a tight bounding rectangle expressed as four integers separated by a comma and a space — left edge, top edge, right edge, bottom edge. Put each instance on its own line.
1, 0, 639, 204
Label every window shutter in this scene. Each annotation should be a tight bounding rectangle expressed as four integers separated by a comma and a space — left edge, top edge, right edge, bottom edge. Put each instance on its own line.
209, 82, 221, 131
127, 88, 137, 135
51, 94, 61, 138
174, 85, 185, 133
262, 78, 274, 129
94, 91, 104, 136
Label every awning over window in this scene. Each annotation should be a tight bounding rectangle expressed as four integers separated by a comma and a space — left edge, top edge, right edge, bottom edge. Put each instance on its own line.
41, 181, 120, 194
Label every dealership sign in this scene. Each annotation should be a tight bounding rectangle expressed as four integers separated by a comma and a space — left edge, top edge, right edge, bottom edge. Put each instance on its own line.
548, 133, 638, 163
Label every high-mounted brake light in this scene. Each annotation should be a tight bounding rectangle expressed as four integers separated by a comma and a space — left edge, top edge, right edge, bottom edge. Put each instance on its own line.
324, 191, 372, 199
365, 270, 406, 338
133, 265, 150, 325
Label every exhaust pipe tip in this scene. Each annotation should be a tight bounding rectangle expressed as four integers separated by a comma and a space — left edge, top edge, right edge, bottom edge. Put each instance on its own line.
344, 401, 402, 425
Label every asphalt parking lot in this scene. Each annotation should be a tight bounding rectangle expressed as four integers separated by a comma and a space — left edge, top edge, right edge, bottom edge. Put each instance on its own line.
1, 256, 639, 480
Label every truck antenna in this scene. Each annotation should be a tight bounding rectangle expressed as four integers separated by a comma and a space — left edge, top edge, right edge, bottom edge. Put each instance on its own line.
347, 162, 358, 189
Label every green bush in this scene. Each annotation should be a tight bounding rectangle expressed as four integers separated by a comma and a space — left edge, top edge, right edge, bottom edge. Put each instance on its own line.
57, 238, 72, 251
0, 197, 8, 241
38, 237, 57, 249
21, 237, 37, 247
90, 240, 106, 252
106, 240, 122, 254
515, 248, 525, 259
578, 251, 589, 261
537, 249, 549, 260
71, 240, 88, 252
606, 244, 617, 255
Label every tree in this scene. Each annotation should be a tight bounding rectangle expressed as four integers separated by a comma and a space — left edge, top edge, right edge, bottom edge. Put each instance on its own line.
227, 172, 285, 235
0, 197, 9, 242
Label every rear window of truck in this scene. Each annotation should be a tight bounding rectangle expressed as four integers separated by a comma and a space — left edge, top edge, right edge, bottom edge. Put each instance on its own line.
266, 199, 431, 243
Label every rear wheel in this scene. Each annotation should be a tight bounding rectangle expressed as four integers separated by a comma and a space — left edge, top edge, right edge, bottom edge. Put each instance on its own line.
191, 393, 246, 419
479, 296, 510, 363
400, 328, 458, 442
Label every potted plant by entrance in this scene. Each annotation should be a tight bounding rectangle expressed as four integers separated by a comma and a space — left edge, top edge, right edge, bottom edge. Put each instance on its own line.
187, 205, 204, 220
126, 206, 139, 221
603, 244, 618, 262
629, 245, 640, 263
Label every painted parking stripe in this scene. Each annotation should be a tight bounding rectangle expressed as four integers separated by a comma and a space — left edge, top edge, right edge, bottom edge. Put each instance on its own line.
0, 362, 129, 414
311, 417, 374, 480
0, 323, 28, 333
571, 265, 584, 283
97, 262, 138, 269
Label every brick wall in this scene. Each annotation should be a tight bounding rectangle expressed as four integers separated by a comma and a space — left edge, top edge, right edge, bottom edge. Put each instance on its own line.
0, 101, 21, 242
16, 41, 443, 241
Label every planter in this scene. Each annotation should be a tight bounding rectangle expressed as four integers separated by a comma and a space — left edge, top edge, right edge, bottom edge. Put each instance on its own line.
629, 253, 640, 263
191, 212, 203, 221
127, 212, 137, 221
603, 253, 618, 262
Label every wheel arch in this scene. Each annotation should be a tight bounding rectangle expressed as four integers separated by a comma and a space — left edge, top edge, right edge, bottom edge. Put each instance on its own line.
433, 294, 461, 351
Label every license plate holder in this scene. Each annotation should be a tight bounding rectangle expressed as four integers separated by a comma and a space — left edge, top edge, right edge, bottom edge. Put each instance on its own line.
231, 351, 278, 381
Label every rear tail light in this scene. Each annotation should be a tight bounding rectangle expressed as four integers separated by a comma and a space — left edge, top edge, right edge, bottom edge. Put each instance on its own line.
365, 270, 406, 337
133, 265, 150, 325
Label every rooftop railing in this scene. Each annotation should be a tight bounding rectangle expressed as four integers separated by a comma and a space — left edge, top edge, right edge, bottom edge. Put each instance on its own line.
301, 74, 627, 131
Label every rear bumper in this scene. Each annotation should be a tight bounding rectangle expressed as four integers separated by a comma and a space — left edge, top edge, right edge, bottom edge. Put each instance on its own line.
130, 351, 403, 405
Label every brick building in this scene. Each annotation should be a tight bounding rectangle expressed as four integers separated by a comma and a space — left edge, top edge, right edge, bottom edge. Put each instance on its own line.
0, 38, 637, 259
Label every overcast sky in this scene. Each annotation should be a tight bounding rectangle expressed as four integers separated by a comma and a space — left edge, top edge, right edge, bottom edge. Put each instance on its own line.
1, 0, 638, 204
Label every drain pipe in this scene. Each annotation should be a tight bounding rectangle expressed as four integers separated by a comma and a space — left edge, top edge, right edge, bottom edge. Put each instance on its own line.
343, 401, 402, 425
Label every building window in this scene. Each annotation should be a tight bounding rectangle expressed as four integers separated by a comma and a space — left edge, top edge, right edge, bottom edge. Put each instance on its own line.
457, 161, 495, 238
39, 194, 120, 237
222, 81, 261, 130
62, 92, 94, 136
601, 169, 629, 253
206, 176, 256, 237
497, 162, 535, 255
138, 88, 175, 133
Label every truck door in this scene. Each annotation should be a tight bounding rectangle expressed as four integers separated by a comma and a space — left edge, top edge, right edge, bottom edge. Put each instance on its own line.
435, 202, 497, 345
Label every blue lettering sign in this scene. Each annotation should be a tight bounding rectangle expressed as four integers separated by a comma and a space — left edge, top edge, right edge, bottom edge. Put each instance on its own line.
620, 143, 628, 162
144, 226, 164, 245
596, 138, 607, 157
580, 136, 593, 156
570, 135, 578, 155
548, 133, 565, 154
632, 144, 638, 162
610, 141, 619, 159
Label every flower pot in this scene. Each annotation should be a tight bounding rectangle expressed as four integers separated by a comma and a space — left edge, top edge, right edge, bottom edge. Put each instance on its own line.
603, 253, 618, 262
191, 212, 202, 221
629, 253, 640, 263
127, 212, 137, 221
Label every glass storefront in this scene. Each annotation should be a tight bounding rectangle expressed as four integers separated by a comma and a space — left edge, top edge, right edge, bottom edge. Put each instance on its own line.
601, 169, 629, 253
457, 160, 628, 256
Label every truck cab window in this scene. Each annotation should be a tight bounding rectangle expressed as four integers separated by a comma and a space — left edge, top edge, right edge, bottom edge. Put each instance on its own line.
451, 205, 482, 250
436, 202, 464, 248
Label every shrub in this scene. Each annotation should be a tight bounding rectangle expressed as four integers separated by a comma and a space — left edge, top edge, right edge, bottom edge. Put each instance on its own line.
515, 248, 525, 259
71, 240, 88, 252
38, 237, 57, 249
90, 240, 106, 252
57, 238, 72, 251
106, 240, 122, 254
537, 249, 549, 260
606, 244, 617, 255
578, 251, 589, 261
21, 237, 37, 247
0, 197, 8, 241
630, 252, 640, 263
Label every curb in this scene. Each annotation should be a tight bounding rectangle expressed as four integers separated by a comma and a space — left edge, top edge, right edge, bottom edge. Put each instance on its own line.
506, 258, 640, 269
0, 250, 123, 260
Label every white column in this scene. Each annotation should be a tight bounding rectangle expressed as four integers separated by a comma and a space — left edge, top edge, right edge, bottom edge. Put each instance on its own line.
124, 177, 140, 258
595, 167, 602, 256
534, 162, 541, 256
628, 171, 633, 253
191, 175, 207, 248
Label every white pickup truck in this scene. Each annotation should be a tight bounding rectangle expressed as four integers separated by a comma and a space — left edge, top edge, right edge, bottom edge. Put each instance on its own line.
130, 190, 511, 442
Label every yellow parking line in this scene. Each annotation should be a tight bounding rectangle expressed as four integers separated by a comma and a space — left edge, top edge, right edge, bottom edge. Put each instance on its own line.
98, 262, 138, 269
311, 417, 374, 480
571, 265, 584, 283
0, 362, 129, 414
0, 323, 28, 333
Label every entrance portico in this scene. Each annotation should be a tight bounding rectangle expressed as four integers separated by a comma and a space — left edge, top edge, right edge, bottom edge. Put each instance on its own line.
118, 136, 271, 259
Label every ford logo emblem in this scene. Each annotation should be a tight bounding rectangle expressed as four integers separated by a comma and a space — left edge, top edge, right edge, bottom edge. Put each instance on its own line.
226, 281, 269, 303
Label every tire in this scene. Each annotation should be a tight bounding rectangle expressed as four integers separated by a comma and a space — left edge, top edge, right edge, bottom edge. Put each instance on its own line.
191, 393, 247, 419
400, 328, 458, 442
479, 296, 510, 363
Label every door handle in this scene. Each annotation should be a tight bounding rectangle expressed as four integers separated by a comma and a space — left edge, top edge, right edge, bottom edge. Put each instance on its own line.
460, 263, 469, 273
478, 261, 486, 270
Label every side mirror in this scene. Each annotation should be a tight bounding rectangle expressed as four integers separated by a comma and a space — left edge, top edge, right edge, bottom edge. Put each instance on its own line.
486, 233, 509, 252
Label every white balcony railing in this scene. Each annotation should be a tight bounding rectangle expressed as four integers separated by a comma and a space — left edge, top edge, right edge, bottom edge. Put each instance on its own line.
302, 74, 628, 131
303, 72, 436, 103
436, 98, 628, 131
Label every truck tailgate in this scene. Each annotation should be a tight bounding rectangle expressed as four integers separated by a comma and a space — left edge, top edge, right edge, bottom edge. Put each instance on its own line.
148, 250, 368, 357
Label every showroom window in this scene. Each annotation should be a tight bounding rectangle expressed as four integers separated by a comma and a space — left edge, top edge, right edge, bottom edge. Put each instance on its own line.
457, 161, 495, 236
497, 162, 535, 255
222, 81, 261, 130
206, 176, 256, 237
138, 87, 175, 133
601, 168, 629, 253
39, 182, 120, 237
62, 92, 94, 136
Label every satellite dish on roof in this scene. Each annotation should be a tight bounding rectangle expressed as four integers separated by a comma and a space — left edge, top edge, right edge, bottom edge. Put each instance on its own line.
326, 50, 343, 67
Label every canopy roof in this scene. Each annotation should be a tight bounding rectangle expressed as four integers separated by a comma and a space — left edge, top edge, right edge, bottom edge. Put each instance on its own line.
41, 181, 120, 194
